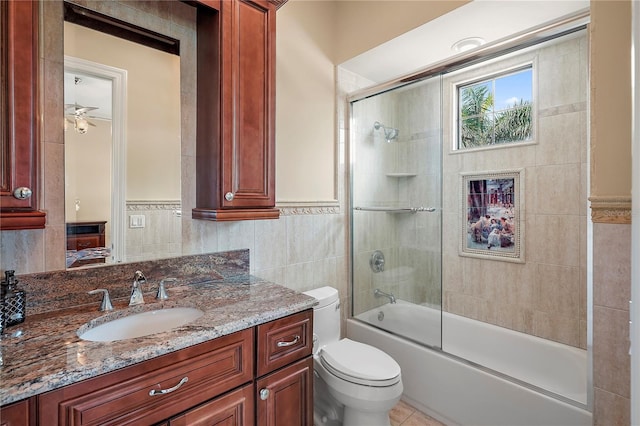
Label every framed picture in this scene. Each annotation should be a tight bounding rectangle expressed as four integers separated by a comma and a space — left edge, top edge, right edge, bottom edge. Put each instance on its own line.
460, 169, 524, 262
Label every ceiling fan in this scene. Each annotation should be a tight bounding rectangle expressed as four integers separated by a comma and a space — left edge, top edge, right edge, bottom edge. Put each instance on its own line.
65, 103, 98, 134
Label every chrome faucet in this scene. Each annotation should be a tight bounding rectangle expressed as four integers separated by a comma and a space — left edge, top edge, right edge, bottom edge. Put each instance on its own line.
129, 270, 147, 306
374, 288, 396, 304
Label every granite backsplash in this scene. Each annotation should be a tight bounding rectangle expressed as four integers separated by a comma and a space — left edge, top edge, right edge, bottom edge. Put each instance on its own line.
12, 249, 250, 316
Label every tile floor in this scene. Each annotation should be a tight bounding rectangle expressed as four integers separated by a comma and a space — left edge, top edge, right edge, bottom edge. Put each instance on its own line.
390, 400, 447, 426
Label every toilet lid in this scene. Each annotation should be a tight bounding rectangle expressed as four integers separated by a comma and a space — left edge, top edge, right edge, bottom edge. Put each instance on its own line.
319, 339, 401, 387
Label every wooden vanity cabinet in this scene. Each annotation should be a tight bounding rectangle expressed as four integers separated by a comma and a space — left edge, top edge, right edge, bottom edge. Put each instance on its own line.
0, 1, 46, 230
27, 309, 312, 426
38, 330, 254, 426
193, 0, 280, 221
0, 398, 35, 426
255, 309, 314, 425
165, 384, 254, 425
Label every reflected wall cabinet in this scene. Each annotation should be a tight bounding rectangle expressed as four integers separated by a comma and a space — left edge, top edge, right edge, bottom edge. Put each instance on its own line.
0, 1, 46, 230
193, 0, 281, 221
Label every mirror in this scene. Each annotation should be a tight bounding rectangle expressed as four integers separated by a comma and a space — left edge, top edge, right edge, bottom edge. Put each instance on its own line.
63, 10, 182, 269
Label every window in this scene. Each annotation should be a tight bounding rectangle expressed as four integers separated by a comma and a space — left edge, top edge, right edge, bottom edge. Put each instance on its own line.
457, 66, 533, 150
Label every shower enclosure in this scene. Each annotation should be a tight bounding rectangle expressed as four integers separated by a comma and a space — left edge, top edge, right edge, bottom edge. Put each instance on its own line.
350, 75, 443, 348
348, 25, 590, 423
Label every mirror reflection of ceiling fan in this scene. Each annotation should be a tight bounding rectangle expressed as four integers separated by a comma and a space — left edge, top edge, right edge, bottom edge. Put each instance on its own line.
65, 103, 98, 134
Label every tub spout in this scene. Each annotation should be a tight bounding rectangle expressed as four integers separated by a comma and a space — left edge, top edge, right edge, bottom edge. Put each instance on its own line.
374, 288, 396, 304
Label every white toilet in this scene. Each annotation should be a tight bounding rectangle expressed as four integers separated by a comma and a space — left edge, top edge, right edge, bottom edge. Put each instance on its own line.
303, 286, 403, 426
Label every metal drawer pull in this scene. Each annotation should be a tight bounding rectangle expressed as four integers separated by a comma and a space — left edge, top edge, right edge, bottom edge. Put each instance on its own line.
277, 335, 300, 347
149, 376, 188, 396
260, 388, 270, 400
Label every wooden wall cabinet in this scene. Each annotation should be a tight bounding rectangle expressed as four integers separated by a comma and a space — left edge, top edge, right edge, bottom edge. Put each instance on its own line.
8, 309, 313, 426
0, 1, 46, 230
193, 0, 279, 221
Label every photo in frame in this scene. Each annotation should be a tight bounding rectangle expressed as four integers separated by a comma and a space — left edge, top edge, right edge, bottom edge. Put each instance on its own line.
460, 169, 524, 262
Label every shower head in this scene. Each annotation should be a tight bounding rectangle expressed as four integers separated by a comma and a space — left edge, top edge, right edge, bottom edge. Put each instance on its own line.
373, 121, 399, 143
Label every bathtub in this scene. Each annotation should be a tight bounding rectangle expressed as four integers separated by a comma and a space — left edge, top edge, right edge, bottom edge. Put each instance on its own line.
348, 301, 592, 426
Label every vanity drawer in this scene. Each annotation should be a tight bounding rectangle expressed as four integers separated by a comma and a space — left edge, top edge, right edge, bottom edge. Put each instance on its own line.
256, 309, 312, 376
67, 235, 102, 251
38, 329, 253, 426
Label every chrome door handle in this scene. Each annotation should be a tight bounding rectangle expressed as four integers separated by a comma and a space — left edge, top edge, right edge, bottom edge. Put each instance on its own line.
259, 388, 270, 400
277, 335, 300, 347
149, 376, 188, 396
225, 192, 234, 201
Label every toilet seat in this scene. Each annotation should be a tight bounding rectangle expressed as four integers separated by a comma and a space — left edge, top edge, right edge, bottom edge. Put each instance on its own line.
319, 338, 401, 387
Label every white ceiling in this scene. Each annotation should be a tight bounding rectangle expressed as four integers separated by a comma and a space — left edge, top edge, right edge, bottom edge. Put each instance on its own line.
340, 0, 590, 84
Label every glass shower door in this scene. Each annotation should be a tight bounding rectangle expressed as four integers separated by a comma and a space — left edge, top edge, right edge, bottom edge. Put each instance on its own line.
350, 75, 442, 348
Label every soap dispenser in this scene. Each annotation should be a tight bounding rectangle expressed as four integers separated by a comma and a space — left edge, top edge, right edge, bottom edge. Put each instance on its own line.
1, 270, 26, 327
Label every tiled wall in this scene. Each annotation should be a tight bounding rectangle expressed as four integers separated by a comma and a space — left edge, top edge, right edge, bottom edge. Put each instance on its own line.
125, 200, 182, 263
441, 31, 588, 349
593, 223, 631, 424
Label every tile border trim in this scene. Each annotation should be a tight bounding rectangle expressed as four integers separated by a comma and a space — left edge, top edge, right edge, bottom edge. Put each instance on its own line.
126, 200, 182, 211
589, 196, 631, 224
277, 201, 341, 215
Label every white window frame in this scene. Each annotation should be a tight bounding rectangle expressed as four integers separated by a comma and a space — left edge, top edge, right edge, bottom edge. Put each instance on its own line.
452, 61, 537, 153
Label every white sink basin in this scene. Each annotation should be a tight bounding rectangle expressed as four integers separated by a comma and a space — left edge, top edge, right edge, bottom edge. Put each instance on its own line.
79, 307, 204, 342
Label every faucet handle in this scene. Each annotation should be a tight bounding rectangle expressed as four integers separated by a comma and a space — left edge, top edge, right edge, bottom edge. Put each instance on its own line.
88, 289, 114, 311
156, 278, 176, 300
134, 270, 146, 285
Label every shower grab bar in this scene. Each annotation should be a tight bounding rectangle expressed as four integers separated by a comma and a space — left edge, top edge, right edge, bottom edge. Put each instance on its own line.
354, 206, 437, 213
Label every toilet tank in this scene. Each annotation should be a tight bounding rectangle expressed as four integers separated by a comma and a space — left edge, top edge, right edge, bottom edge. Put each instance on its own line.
303, 286, 341, 349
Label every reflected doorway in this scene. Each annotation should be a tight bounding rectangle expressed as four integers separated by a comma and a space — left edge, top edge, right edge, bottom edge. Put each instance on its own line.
64, 57, 126, 268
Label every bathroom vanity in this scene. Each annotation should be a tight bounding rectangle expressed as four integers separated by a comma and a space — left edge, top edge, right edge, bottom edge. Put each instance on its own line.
0, 251, 315, 425
35, 311, 312, 425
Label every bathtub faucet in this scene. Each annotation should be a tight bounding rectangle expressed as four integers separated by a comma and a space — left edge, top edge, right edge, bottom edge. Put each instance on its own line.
374, 288, 396, 304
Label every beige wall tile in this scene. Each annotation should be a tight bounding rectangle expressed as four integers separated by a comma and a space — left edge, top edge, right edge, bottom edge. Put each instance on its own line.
43, 142, 65, 228
536, 264, 580, 318
593, 305, 630, 398
593, 223, 632, 310
44, 225, 66, 271
594, 388, 630, 426
0, 230, 46, 274
533, 163, 582, 215
529, 214, 581, 267
535, 111, 586, 166
253, 218, 287, 272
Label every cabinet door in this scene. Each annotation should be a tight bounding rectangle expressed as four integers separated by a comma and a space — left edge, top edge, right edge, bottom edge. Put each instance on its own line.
0, 398, 34, 426
221, 0, 275, 210
193, 0, 279, 221
256, 357, 313, 426
169, 384, 254, 426
0, 1, 45, 230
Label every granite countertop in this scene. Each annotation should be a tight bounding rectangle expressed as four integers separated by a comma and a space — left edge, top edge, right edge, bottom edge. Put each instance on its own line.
0, 277, 316, 406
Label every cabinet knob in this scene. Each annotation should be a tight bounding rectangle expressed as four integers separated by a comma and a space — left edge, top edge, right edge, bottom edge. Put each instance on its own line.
13, 187, 32, 200
259, 388, 270, 400
225, 192, 234, 201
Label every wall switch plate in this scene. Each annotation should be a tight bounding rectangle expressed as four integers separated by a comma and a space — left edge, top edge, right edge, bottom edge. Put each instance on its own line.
130, 214, 145, 228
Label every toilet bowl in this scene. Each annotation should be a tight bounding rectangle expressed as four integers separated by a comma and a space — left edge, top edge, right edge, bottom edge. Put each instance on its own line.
303, 286, 403, 426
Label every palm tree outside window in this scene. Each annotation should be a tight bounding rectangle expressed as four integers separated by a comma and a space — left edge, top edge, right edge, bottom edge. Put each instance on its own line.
457, 66, 533, 149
